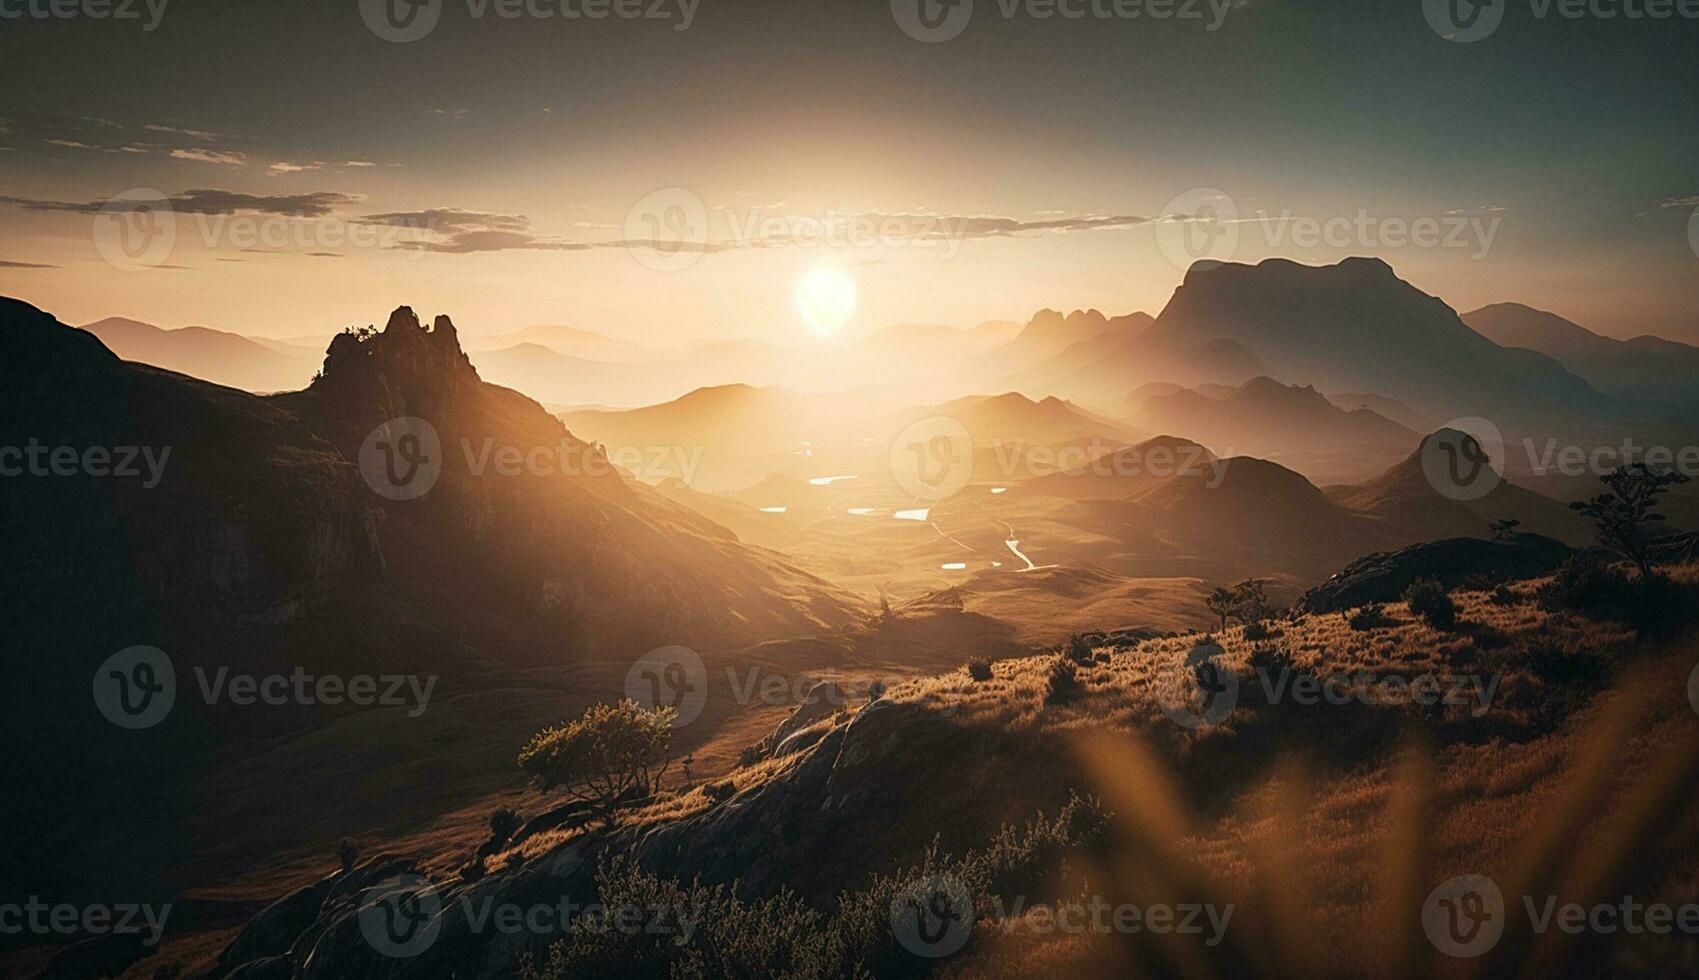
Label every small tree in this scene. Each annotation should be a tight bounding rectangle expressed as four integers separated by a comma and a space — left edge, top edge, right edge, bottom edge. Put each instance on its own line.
1232, 579, 1272, 625
1205, 579, 1271, 629
1570, 464, 1690, 577
1204, 586, 1237, 630
518, 699, 675, 830
1489, 518, 1521, 542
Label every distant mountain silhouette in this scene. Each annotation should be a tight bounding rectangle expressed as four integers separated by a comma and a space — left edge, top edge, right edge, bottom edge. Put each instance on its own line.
461, 323, 652, 358
1131, 376, 1420, 461
81, 316, 321, 392
1463, 302, 1699, 406
1331, 428, 1587, 542
1127, 258, 1606, 427
1325, 391, 1436, 434
920, 391, 1144, 448
980, 308, 1149, 381
1015, 434, 1218, 500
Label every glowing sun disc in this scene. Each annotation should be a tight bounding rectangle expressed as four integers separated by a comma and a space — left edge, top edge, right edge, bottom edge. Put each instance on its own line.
794, 264, 856, 336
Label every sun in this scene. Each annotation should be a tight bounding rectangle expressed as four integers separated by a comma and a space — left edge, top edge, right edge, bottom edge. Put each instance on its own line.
794, 263, 857, 337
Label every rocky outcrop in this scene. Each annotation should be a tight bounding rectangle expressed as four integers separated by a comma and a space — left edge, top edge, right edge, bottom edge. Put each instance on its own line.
212, 699, 938, 979
759, 681, 847, 758
1298, 533, 1572, 613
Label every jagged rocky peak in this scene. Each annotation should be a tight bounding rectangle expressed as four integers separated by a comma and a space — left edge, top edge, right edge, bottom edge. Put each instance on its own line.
316, 305, 479, 393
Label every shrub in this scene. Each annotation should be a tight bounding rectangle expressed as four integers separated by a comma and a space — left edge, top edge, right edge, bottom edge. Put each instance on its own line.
1045, 656, 1081, 704
966, 657, 994, 682
1348, 602, 1393, 631
737, 745, 765, 768
1242, 620, 1276, 642
335, 838, 360, 875
1539, 553, 1655, 616
1537, 555, 1689, 635
1247, 645, 1295, 676
1489, 583, 1521, 606
489, 808, 521, 845
518, 699, 676, 830
703, 780, 737, 804
1404, 578, 1458, 631
866, 680, 887, 702
459, 853, 487, 882
1065, 633, 1095, 664
1523, 638, 1614, 689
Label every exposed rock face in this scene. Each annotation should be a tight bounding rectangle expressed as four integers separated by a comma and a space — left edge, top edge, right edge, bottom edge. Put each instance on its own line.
1298, 533, 1572, 613
213, 699, 939, 979
762, 680, 847, 757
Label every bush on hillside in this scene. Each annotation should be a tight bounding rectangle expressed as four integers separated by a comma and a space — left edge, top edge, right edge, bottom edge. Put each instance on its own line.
1347, 602, 1394, 631
967, 658, 994, 682
1404, 578, 1458, 631
1045, 656, 1081, 704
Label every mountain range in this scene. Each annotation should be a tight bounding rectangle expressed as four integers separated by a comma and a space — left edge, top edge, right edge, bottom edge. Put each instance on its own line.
1463, 301, 1699, 406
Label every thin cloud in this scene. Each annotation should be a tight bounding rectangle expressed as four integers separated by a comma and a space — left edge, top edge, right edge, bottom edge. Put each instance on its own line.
143, 123, 250, 142
0, 189, 363, 218
171, 148, 248, 166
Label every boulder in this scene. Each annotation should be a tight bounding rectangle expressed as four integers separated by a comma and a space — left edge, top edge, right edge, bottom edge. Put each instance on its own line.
1298, 533, 1571, 613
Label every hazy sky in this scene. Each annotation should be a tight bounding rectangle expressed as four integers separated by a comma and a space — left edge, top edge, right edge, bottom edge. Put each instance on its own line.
1, 0, 1695, 344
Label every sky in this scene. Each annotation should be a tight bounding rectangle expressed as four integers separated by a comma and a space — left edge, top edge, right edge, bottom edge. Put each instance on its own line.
1, 0, 1696, 346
